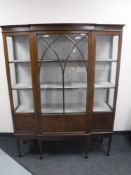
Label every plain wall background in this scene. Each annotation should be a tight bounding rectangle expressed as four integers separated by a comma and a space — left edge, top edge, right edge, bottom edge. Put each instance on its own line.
0, 0, 131, 132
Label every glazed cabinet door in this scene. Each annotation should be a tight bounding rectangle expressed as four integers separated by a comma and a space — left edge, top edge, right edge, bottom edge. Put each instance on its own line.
36, 32, 89, 133
37, 33, 88, 114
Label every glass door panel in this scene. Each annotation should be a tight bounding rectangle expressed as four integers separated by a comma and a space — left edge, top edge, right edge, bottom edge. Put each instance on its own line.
93, 34, 119, 112
37, 33, 88, 114
6, 35, 34, 113
38, 34, 63, 113
65, 89, 87, 113
41, 90, 63, 113
40, 62, 63, 114
64, 61, 87, 113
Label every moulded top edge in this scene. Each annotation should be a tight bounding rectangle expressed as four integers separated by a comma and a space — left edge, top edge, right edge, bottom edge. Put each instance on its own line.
0, 23, 125, 28
1, 23, 125, 33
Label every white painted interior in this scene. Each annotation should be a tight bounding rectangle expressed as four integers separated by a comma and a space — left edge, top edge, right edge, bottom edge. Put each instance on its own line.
0, 0, 131, 132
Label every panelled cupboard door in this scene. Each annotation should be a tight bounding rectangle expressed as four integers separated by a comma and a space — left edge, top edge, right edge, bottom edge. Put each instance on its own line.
36, 33, 88, 115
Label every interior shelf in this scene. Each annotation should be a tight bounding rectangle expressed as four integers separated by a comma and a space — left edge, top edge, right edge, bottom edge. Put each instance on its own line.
95, 82, 115, 88
38, 59, 88, 62
9, 60, 30, 63
96, 58, 117, 62
40, 82, 87, 89
12, 83, 32, 89
15, 105, 34, 113
11, 81, 114, 90
9, 58, 117, 63
40, 82, 114, 89
93, 102, 112, 112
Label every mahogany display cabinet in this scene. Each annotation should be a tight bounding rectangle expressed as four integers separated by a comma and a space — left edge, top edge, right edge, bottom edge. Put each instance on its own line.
1, 23, 124, 158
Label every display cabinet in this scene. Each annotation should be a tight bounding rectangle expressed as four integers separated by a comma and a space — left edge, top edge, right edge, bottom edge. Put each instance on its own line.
1, 24, 124, 158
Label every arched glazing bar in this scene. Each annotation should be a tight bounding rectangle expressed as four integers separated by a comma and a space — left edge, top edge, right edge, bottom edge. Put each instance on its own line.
38, 35, 63, 72
38, 33, 88, 113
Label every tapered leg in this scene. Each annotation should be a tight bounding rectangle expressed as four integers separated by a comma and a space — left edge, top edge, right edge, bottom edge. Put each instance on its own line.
106, 135, 112, 156
100, 138, 103, 143
38, 138, 43, 159
16, 137, 22, 157
85, 137, 90, 159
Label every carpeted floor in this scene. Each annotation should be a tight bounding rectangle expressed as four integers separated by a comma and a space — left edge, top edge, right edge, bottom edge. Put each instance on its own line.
0, 135, 131, 175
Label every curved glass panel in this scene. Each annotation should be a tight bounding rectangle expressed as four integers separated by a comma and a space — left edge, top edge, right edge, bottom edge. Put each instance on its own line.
6, 35, 34, 113
93, 35, 119, 112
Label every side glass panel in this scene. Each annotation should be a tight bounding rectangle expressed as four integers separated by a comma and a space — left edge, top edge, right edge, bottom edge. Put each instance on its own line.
12, 90, 34, 113
37, 33, 88, 114
93, 35, 119, 112
6, 35, 34, 113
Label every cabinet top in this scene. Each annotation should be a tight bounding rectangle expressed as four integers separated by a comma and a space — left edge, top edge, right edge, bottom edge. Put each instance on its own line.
1, 23, 124, 32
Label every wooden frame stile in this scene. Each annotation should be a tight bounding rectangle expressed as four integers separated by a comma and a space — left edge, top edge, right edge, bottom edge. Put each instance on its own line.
88, 32, 96, 112
29, 32, 39, 135
83, 31, 96, 158
1, 24, 124, 159
30, 32, 45, 159
113, 32, 123, 113
88, 31, 96, 136
28, 32, 43, 158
